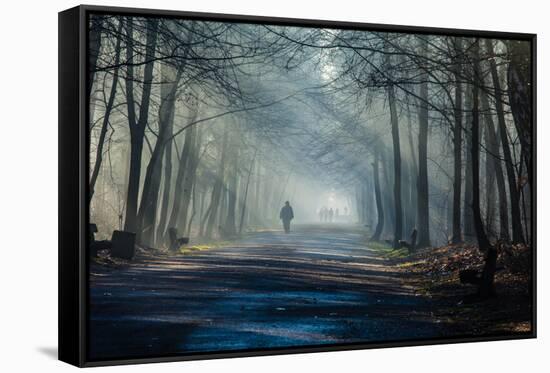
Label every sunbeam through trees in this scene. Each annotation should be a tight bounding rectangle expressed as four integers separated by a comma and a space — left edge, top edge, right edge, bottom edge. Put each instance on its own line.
85, 12, 534, 360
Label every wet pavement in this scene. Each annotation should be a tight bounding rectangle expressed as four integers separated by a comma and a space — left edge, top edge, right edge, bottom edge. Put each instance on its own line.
88, 224, 447, 360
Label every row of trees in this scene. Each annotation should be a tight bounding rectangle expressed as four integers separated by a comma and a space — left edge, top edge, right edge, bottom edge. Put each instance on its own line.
89, 15, 532, 258
289, 29, 532, 250
89, 16, 303, 246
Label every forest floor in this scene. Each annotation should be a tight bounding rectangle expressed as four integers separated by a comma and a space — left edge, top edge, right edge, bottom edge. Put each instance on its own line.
387, 241, 533, 336
89, 224, 533, 360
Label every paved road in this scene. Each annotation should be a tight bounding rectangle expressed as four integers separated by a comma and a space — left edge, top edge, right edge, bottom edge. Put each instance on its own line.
89, 224, 446, 360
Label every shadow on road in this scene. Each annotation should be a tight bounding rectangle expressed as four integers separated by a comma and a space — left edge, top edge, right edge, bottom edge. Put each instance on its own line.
88, 223, 447, 360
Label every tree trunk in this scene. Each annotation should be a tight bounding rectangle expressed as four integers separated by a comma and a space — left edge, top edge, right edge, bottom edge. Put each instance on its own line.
387, 72, 403, 248
485, 39, 525, 243
370, 151, 384, 241
223, 135, 239, 237
506, 40, 532, 186
471, 45, 489, 241
186, 178, 198, 236
198, 188, 206, 234
218, 183, 228, 232
406, 108, 418, 232
355, 185, 364, 224
88, 15, 103, 96
205, 126, 229, 238
480, 86, 510, 241
239, 149, 257, 234
483, 131, 496, 239
451, 37, 464, 244
123, 19, 159, 234
167, 123, 196, 235
261, 169, 272, 226
401, 159, 413, 235
89, 22, 123, 202
463, 87, 475, 243
178, 126, 202, 232
156, 130, 174, 243
416, 38, 431, 248
380, 148, 395, 236
136, 66, 181, 246
253, 157, 263, 227
364, 178, 372, 228
471, 39, 495, 297
199, 189, 213, 237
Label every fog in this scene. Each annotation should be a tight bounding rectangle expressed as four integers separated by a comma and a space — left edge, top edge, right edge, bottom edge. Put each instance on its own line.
88, 15, 532, 249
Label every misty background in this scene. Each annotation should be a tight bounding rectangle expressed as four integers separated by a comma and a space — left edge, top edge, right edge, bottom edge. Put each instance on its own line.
88, 15, 532, 250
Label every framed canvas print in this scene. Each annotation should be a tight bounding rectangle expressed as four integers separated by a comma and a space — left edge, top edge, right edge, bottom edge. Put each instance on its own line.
58, 5, 536, 367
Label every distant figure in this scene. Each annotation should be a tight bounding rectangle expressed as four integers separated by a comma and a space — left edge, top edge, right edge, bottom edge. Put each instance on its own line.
335, 208, 339, 221
328, 208, 334, 223
344, 206, 348, 216
320, 206, 328, 222
280, 201, 294, 233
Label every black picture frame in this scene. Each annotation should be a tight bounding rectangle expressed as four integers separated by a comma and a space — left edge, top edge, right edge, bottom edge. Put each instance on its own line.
59, 4, 537, 367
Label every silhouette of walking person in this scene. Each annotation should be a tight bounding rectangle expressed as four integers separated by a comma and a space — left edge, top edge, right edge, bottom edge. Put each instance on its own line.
280, 201, 294, 233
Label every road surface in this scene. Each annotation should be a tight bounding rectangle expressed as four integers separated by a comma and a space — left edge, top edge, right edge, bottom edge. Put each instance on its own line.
89, 224, 447, 360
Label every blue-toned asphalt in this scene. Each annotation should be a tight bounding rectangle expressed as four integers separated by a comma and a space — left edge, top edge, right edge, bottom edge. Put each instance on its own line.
89, 224, 446, 360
